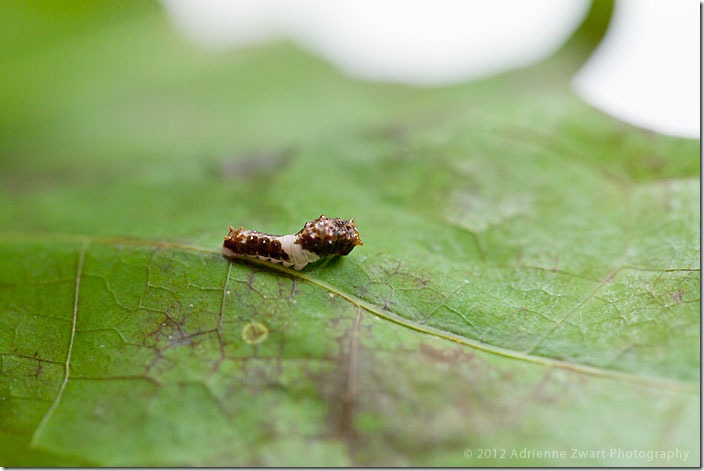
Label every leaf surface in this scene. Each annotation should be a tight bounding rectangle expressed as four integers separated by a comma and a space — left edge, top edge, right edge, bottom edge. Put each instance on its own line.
0, 1, 699, 466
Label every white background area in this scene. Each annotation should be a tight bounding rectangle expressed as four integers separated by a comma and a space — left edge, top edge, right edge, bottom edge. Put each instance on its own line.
160, 0, 699, 138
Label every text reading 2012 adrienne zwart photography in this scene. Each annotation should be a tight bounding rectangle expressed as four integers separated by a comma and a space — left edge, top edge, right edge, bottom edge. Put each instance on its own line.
464, 447, 690, 463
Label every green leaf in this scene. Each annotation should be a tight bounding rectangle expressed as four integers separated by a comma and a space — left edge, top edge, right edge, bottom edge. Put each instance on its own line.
0, 0, 699, 466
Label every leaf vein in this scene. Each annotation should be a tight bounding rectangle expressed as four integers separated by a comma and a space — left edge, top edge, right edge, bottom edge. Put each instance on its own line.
30, 242, 87, 448
3, 234, 698, 393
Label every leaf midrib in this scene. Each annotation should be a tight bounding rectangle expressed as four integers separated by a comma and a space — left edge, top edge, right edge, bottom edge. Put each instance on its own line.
2, 231, 698, 394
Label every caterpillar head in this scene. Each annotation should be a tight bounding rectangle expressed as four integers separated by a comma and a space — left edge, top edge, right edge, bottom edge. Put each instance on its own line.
297, 215, 363, 257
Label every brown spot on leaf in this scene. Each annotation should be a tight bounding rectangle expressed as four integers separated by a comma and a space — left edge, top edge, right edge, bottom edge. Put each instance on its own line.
669, 289, 685, 304
242, 322, 269, 345
419, 342, 472, 363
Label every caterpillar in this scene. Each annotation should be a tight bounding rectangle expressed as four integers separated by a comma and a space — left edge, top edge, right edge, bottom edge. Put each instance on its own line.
223, 215, 363, 270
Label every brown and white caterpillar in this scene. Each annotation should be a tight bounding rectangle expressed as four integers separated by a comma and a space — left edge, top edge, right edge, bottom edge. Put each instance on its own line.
223, 215, 363, 270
